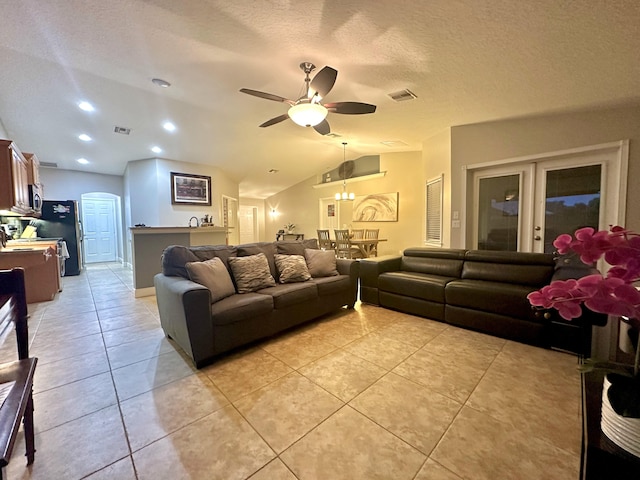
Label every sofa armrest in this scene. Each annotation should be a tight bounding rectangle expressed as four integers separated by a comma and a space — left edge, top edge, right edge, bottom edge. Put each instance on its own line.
358, 255, 402, 304
154, 274, 214, 367
336, 258, 360, 307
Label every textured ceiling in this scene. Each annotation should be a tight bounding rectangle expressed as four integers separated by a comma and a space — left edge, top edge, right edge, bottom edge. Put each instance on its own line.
0, 0, 638, 198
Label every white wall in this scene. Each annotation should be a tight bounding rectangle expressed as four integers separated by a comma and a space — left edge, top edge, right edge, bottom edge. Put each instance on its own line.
39, 168, 124, 200
449, 105, 640, 248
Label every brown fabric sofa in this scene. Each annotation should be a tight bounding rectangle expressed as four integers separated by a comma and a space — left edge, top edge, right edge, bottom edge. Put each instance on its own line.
359, 248, 606, 355
154, 240, 359, 367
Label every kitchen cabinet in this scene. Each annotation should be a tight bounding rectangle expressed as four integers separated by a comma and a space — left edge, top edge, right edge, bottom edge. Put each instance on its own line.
0, 140, 31, 215
23, 152, 40, 185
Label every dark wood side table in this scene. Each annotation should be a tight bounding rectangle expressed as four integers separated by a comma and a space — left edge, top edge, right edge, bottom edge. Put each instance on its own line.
581, 366, 640, 479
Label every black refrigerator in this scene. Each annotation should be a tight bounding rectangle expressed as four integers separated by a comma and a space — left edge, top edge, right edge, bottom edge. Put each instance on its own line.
35, 200, 83, 276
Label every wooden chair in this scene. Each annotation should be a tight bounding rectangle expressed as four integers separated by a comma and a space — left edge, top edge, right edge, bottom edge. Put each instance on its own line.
364, 229, 380, 256
334, 230, 362, 259
0, 268, 37, 479
350, 229, 364, 239
316, 229, 333, 251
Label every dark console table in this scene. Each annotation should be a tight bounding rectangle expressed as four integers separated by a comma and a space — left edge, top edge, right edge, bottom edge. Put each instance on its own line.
581, 366, 640, 478
276, 233, 304, 241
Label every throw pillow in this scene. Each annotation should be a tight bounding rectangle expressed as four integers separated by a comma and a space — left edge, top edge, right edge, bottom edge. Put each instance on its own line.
275, 254, 311, 283
237, 243, 278, 280
229, 253, 276, 293
185, 257, 236, 302
304, 248, 339, 278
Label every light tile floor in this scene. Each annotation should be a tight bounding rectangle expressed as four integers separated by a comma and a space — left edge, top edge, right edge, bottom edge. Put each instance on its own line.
2, 263, 583, 479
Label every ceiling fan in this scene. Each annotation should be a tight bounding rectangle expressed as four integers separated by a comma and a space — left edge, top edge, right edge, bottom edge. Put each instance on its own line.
240, 62, 376, 135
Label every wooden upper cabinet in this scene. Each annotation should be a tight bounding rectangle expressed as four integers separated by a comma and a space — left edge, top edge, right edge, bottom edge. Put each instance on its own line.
0, 139, 31, 215
23, 152, 40, 185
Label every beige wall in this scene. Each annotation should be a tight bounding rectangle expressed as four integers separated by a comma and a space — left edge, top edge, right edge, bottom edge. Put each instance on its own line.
423, 128, 452, 247
265, 151, 424, 256
449, 105, 640, 248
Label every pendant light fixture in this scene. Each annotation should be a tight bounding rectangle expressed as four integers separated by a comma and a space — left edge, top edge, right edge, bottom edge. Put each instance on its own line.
335, 142, 355, 201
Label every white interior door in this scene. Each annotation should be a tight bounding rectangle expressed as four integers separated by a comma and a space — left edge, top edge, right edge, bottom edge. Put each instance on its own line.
82, 197, 117, 263
472, 142, 626, 253
238, 205, 257, 244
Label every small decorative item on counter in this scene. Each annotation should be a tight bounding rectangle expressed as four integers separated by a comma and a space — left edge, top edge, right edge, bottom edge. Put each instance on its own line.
284, 223, 295, 234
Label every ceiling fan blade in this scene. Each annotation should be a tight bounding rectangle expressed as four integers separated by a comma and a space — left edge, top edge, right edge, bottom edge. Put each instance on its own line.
240, 88, 293, 104
313, 119, 330, 135
325, 102, 377, 114
309, 66, 337, 99
259, 114, 290, 128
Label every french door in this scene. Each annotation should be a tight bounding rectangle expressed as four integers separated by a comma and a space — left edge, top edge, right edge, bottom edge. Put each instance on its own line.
472, 142, 627, 253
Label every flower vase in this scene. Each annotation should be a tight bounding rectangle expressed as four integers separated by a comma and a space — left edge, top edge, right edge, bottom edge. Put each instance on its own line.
601, 373, 640, 457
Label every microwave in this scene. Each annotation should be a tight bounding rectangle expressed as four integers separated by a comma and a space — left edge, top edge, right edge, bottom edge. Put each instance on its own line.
28, 184, 42, 214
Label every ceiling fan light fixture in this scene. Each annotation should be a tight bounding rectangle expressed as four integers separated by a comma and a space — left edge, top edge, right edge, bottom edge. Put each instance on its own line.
288, 103, 327, 127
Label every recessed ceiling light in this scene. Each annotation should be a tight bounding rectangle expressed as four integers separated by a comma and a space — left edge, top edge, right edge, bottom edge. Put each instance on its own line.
163, 122, 176, 132
151, 146, 162, 154
78, 101, 95, 112
78, 134, 92, 142
76, 158, 89, 165
152, 78, 171, 88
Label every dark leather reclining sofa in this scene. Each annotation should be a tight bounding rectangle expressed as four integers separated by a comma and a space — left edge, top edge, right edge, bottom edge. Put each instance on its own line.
359, 248, 606, 355
154, 240, 359, 367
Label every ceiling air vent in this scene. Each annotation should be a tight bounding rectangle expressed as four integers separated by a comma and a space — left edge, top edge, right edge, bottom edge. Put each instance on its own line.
388, 89, 417, 102
114, 126, 131, 135
40, 161, 58, 168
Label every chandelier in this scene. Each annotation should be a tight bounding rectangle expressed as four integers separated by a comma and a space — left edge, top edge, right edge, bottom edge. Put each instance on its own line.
335, 142, 355, 201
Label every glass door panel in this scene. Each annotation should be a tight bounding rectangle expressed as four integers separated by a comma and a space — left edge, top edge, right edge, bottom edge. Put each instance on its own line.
477, 174, 521, 251
540, 165, 601, 253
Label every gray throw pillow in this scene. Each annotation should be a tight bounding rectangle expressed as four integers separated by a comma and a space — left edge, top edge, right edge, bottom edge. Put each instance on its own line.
185, 257, 236, 302
228, 253, 276, 293
304, 248, 339, 278
275, 254, 311, 283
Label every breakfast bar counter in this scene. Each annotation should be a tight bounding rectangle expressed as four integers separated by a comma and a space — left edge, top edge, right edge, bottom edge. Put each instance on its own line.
130, 226, 228, 297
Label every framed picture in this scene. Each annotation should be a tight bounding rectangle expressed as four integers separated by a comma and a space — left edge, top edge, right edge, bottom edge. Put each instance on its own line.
170, 172, 211, 205
352, 192, 398, 222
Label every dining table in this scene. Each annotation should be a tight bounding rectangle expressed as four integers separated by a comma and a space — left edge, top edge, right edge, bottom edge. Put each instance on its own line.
348, 238, 387, 258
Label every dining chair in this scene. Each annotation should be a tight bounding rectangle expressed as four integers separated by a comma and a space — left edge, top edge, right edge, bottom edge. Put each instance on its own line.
316, 229, 333, 251
334, 229, 362, 259
364, 228, 380, 256
350, 229, 364, 239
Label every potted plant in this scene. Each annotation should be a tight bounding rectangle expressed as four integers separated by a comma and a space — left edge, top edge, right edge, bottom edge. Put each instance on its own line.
284, 223, 295, 234
528, 226, 640, 456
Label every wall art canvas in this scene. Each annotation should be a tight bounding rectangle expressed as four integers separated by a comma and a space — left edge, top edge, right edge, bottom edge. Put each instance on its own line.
171, 172, 211, 205
352, 192, 398, 222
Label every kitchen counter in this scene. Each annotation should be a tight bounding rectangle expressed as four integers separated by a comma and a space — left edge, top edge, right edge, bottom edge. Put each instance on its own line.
129, 226, 228, 296
0, 246, 60, 303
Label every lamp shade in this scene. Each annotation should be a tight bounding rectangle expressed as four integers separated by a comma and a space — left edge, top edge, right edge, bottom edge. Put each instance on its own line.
288, 103, 328, 127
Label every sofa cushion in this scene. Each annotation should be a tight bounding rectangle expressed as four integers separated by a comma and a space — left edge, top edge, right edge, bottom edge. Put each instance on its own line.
211, 292, 273, 326
190, 245, 238, 273
445, 279, 543, 322
311, 275, 352, 296
275, 254, 311, 283
276, 239, 317, 255
257, 282, 318, 309
161, 245, 199, 278
237, 243, 278, 280
379, 271, 454, 303
304, 248, 339, 277
461, 250, 554, 287
229, 253, 276, 293
185, 257, 236, 302
401, 248, 466, 277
